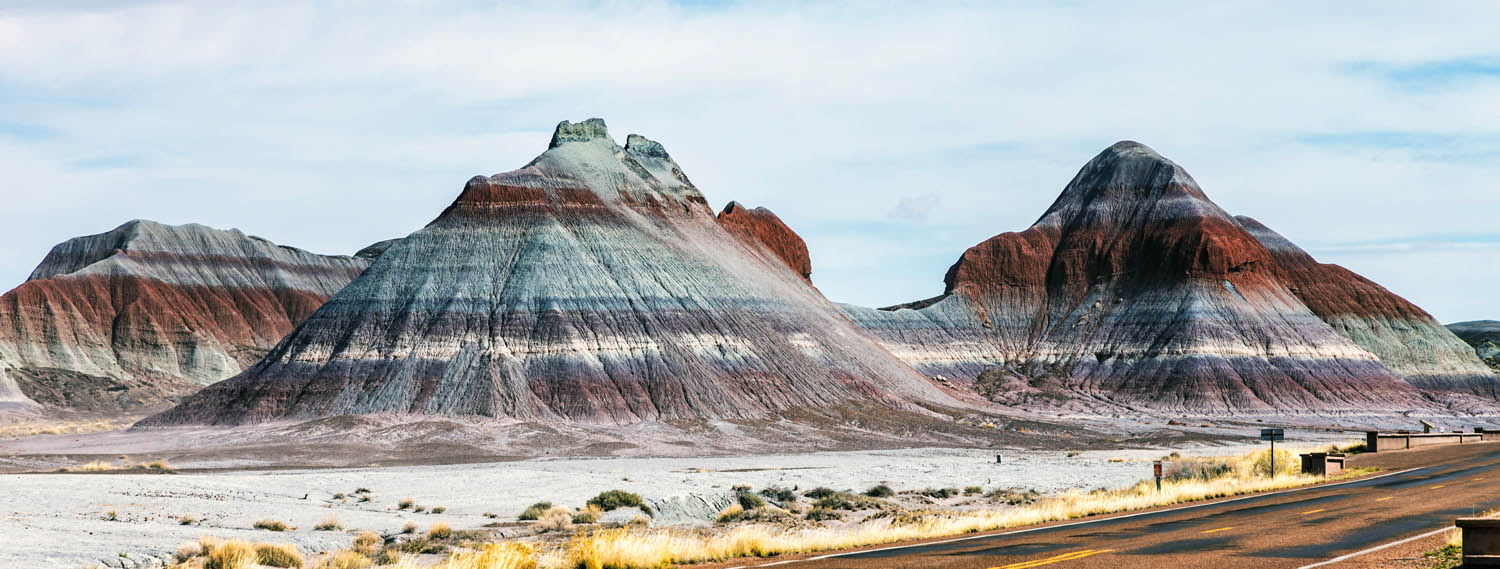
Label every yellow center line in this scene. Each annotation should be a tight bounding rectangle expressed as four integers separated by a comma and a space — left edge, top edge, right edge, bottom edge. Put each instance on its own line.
1201, 526, 1234, 534
1301, 508, 1326, 515
1431, 485, 1446, 490
989, 549, 1116, 569
1376, 496, 1393, 502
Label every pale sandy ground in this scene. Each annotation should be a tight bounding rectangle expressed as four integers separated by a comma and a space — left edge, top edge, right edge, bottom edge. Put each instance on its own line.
0, 431, 1355, 569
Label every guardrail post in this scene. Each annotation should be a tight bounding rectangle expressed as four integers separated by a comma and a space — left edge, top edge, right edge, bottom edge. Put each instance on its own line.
1457, 517, 1500, 567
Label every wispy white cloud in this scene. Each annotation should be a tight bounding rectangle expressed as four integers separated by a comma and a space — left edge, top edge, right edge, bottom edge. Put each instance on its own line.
0, 1, 1497, 321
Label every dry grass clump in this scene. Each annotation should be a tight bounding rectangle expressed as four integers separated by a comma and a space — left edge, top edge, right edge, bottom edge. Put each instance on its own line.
535, 506, 574, 532
400, 520, 419, 534
311, 550, 371, 569
434, 543, 537, 569
204, 539, 256, 569
351, 531, 383, 556
253, 519, 292, 532
572, 504, 603, 524
254, 543, 305, 568
518, 501, 552, 521
431, 506, 446, 514
427, 521, 453, 540
586, 490, 651, 515
314, 516, 343, 531
178, 515, 199, 526
397, 497, 415, 510
175, 541, 203, 563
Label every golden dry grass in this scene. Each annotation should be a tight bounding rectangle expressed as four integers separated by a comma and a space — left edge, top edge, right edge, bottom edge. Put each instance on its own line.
312, 550, 372, 569
204, 539, 256, 569
55, 459, 176, 474
254, 542, 305, 568
427, 521, 452, 540
433, 543, 537, 569
0, 419, 133, 439
314, 515, 343, 531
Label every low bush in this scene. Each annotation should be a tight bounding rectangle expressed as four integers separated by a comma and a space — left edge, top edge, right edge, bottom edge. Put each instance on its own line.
863, 485, 894, 498
573, 504, 603, 524
311, 550, 370, 569
964, 486, 983, 496
313, 516, 343, 531
917, 487, 959, 499
428, 522, 452, 540
205, 539, 256, 569
587, 490, 652, 515
805, 507, 843, 521
803, 487, 838, 499
758, 486, 798, 502
987, 487, 1040, 505
351, 531, 383, 556
397, 497, 415, 510
518, 501, 552, 521
536, 506, 573, 532
253, 519, 291, 532
736, 491, 766, 510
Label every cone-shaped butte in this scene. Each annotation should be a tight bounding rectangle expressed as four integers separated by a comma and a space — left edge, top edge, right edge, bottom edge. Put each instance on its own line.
842, 141, 1430, 413
143, 119, 960, 426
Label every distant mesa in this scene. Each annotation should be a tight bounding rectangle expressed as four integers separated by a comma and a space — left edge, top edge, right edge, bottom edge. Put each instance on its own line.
143, 119, 961, 426
842, 140, 1494, 412
0, 220, 373, 415
1448, 321, 1500, 373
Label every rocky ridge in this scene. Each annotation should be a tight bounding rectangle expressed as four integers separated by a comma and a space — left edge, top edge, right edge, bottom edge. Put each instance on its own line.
0, 220, 372, 414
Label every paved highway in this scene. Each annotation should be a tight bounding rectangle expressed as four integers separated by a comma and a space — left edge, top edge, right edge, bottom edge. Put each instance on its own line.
734, 441, 1500, 569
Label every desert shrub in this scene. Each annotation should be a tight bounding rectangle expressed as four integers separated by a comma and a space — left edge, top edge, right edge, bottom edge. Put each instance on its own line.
399, 538, 446, 555
205, 539, 256, 569
254, 542, 305, 568
587, 490, 651, 514
814, 492, 888, 511
400, 520, 419, 534
573, 504, 603, 524
175, 541, 203, 563
397, 497, 415, 510
803, 487, 838, 499
431, 506, 446, 514
805, 507, 843, 521
332, 493, 346, 500
758, 486, 798, 502
918, 487, 959, 499
357, 495, 372, 503
254, 519, 291, 532
987, 487, 1040, 505
178, 515, 198, 525
736, 491, 766, 510
863, 485, 894, 498
354, 487, 371, 494
535, 506, 574, 532
414, 505, 427, 513
442, 543, 538, 569
427, 522, 452, 540
731, 484, 752, 492
314, 516, 343, 531
311, 550, 370, 569
964, 486, 983, 496
518, 501, 553, 520
103, 509, 118, 521
351, 531, 382, 556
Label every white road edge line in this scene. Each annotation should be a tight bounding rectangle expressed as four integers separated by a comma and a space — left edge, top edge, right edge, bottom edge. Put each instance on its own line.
725, 467, 1423, 569
1296, 510, 1499, 569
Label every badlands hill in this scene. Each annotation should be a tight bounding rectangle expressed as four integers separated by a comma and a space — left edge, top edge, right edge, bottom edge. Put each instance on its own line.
1448, 321, 1500, 373
144, 119, 964, 426
842, 141, 1445, 413
0, 220, 371, 415
1236, 218, 1498, 398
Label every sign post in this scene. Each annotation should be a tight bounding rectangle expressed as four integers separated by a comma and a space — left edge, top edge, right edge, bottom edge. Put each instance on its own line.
1153, 460, 1163, 492
1261, 428, 1285, 476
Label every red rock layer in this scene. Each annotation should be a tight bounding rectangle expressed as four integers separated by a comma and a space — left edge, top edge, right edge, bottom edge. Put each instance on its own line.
716, 201, 813, 281
843, 141, 1426, 413
0, 220, 371, 413
143, 119, 961, 426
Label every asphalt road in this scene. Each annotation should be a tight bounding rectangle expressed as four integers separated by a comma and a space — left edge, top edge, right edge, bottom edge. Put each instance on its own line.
740, 441, 1500, 569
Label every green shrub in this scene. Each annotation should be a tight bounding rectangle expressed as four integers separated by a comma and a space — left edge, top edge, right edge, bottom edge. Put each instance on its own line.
758, 486, 798, 502
805, 507, 842, 521
587, 490, 652, 515
918, 487, 959, 499
863, 484, 894, 498
803, 487, 838, 499
736, 491, 766, 510
964, 486, 983, 496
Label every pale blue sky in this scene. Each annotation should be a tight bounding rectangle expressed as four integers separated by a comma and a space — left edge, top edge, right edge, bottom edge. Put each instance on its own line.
0, 1, 1498, 322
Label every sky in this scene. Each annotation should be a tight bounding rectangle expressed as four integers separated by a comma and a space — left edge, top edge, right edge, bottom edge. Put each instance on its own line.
0, 1, 1497, 323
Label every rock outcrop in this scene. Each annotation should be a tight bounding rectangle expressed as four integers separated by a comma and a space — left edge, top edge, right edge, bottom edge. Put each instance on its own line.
1237, 218, 1499, 397
1447, 321, 1500, 373
0, 220, 371, 414
144, 119, 959, 426
843, 141, 1426, 413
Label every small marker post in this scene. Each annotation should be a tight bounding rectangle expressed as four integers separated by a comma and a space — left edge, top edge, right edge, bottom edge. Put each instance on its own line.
1153, 460, 1163, 492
